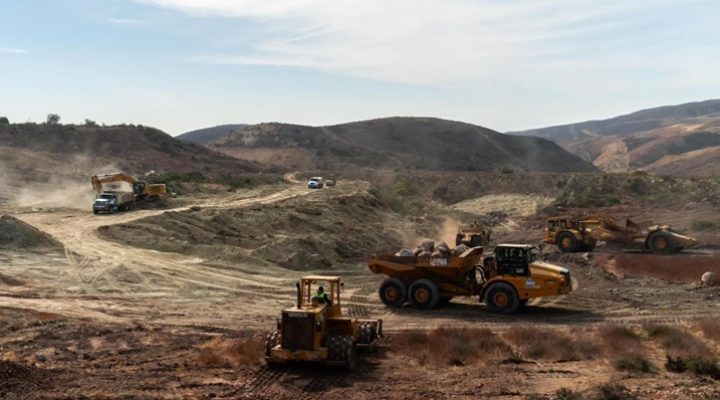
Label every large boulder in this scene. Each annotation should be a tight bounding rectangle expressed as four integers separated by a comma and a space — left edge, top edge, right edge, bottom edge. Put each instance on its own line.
701, 271, 719, 286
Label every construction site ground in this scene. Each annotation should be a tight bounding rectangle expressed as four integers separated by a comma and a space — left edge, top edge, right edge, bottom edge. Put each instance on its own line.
1, 179, 720, 399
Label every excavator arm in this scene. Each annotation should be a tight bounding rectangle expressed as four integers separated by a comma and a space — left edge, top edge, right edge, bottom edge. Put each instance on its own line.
90, 174, 138, 194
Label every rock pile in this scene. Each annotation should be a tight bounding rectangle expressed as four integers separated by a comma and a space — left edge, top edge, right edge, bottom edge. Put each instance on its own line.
394, 239, 471, 258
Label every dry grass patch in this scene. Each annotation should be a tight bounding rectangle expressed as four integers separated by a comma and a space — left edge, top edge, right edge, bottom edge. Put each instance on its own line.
195, 336, 264, 368
694, 318, 720, 343
504, 327, 598, 362
643, 324, 710, 356
392, 327, 511, 367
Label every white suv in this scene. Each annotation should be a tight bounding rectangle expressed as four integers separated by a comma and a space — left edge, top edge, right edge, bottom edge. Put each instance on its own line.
307, 177, 324, 189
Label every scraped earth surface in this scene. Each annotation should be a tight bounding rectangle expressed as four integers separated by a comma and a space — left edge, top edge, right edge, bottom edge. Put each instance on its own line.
1, 179, 720, 399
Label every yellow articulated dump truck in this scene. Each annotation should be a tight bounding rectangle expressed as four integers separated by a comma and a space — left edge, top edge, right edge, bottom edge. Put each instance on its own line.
265, 275, 382, 369
544, 214, 697, 254
368, 244, 572, 314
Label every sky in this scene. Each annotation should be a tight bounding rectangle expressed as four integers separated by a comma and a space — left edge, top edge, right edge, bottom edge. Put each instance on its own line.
1, 0, 719, 135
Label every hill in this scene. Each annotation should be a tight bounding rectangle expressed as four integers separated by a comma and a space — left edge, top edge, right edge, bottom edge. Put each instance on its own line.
176, 124, 247, 145
182, 117, 597, 172
0, 123, 261, 186
511, 100, 720, 176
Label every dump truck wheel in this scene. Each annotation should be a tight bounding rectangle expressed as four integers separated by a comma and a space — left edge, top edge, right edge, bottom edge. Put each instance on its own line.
648, 231, 677, 254
359, 322, 377, 345
485, 282, 520, 314
408, 279, 440, 309
557, 232, 578, 253
379, 278, 407, 308
264, 330, 280, 357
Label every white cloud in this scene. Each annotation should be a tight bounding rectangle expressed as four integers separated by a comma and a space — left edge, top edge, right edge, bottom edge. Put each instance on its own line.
140, 0, 720, 92
0, 47, 27, 54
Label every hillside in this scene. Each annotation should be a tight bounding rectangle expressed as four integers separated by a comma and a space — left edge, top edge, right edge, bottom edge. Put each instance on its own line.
512, 99, 720, 176
177, 124, 247, 145
182, 117, 597, 172
0, 123, 261, 186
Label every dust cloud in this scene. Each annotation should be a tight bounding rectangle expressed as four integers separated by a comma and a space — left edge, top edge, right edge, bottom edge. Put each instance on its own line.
12, 177, 96, 210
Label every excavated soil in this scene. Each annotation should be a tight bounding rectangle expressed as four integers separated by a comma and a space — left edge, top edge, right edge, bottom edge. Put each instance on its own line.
1, 178, 720, 398
97, 182, 439, 269
0, 214, 62, 250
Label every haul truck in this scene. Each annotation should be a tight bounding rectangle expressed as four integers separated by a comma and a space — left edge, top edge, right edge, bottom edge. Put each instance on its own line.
368, 244, 572, 314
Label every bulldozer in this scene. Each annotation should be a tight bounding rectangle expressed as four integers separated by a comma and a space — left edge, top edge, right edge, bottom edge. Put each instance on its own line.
91, 174, 167, 202
544, 214, 697, 254
455, 220, 492, 247
265, 275, 382, 369
369, 244, 572, 314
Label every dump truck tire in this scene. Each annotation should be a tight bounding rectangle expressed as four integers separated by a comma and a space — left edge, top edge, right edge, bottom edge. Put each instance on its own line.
408, 279, 440, 309
648, 231, 677, 254
379, 278, 407, 308
359, 322, 377, 345
264, 330, 280, 357
485, 282, 520, 314
557, 232, 578, 253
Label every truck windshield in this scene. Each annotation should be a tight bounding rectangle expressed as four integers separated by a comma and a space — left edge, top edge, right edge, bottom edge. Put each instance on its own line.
99, 194, 114, 200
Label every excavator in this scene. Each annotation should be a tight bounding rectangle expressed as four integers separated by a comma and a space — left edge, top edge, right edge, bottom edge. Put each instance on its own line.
91, 174, 167, 202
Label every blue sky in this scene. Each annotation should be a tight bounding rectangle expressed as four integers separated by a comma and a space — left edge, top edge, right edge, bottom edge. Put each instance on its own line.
2, 0, 719, 135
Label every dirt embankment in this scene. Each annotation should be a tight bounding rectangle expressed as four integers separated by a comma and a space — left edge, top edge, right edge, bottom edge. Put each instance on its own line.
0, 215, 62, 250
98, 184, 440, 270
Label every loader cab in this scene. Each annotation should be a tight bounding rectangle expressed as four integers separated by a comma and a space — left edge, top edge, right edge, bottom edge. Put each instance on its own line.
297, 275, 342, 318
493, 244, 535, 277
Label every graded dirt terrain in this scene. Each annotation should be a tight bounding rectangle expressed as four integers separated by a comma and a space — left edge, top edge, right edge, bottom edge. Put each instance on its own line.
1, 176, 720, 399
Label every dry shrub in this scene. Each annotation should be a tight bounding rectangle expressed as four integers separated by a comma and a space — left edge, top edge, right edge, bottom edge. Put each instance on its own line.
694, 318, 720, 342
591, 383, 637, 400
643, 324, 709, 355
504, 327, 598, 361
612, 353, 654, 373
597, 326, 646, 358
555, 388, 583, 400
195, 336, 264, 368
392, 327, 511, 367
665, 355, 720, 379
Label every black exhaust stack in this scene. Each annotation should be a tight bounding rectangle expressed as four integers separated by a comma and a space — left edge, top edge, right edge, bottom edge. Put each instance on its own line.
296, 282, 301, 308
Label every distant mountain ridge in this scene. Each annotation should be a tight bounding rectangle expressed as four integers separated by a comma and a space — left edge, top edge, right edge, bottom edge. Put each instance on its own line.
177, 124, 247, 145
511, 100, 720, 176
178, 117, 598, 173
0, 123, 262, 184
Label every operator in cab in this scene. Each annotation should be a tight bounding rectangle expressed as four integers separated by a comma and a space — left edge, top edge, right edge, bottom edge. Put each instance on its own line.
312, 286, 332, 306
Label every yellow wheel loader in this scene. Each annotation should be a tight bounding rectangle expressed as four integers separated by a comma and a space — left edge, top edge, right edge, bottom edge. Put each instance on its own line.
265, 276, 382, 369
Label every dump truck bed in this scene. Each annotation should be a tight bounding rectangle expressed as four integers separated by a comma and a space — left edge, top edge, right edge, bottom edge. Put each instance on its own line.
368, 247, 484, 284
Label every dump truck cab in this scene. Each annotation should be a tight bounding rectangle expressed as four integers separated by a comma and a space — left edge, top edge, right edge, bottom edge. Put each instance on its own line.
265, 275, 382, 369
481, 244, 572, 313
